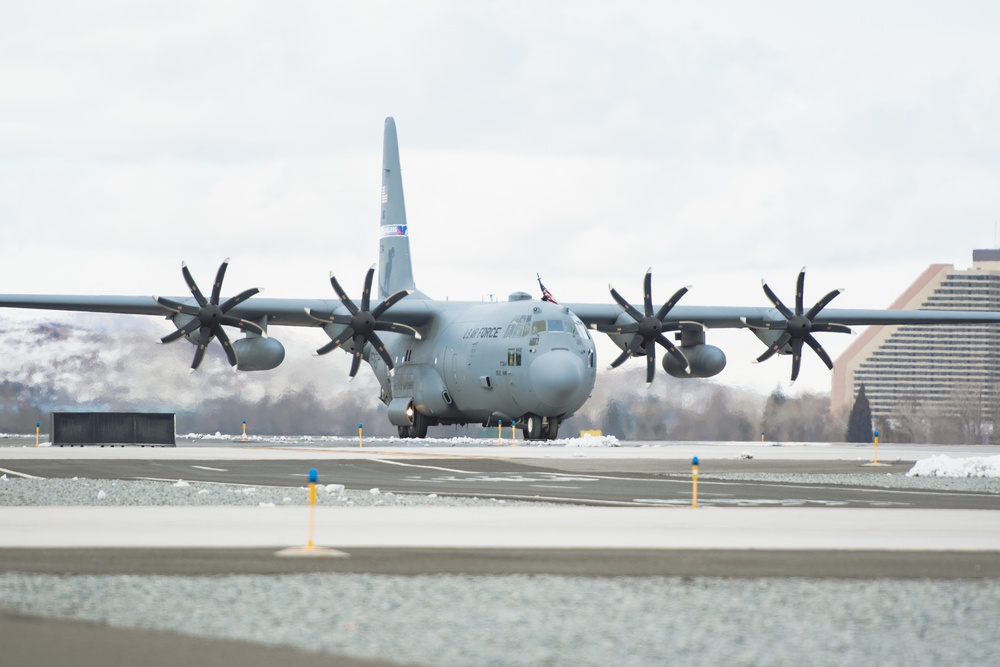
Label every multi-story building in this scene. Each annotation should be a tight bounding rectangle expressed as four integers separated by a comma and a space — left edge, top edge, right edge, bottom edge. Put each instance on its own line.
832, 250, 1000, 431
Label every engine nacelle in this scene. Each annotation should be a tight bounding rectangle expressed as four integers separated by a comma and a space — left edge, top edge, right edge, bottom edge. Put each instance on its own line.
663, 343, 726, 378
232, 336, 285, 371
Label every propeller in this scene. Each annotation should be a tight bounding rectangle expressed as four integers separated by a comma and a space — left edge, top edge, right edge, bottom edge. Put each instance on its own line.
154, 259, 263, 371
594, 268, 690, 383
745, 267, 851, 382
306, 265, 418, 378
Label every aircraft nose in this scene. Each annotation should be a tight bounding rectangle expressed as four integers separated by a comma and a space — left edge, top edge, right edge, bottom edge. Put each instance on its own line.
530, 349, 584, 409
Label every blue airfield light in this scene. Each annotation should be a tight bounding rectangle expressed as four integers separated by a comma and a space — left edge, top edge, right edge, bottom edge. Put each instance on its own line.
692, 456, 699, 466
309, 468, 318, 483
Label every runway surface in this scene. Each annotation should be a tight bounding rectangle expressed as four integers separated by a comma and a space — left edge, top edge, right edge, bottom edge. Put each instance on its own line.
3, 441, 999, 509
2, 439, 999, 666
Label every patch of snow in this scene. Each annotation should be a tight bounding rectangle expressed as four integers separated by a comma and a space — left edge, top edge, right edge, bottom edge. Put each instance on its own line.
97, 490, 107, 500
173, 480, 190, 487
907, 455, 1000, 478
369, 488, 381, 495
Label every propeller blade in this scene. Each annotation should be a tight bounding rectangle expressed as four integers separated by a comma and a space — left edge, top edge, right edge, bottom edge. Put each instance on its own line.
653, 286, 690, 322
215, 327, 238, 367
370, 288, 411, 319
315, 327, 355, 356
190, 327, 211, 370
655, 333, 689, 370
593, 322, 640, 335
348, 334, 366, 377
804, 334, 834, 370
756, 331, 792, 363
790, 338, 804, 382
795, 267, 806, 315
805, 289, 842, 320
645, 345, 656, 383
361, 266, 375, 313
368, 331, 395, 370
815, 323, 852, 335
182, 262, 208, 307
220, 316, 266, 336
160, 317, 201, 344
741, 317, 787, 331
643, 269, 653, 317
609, 286, 644, 323
211, 259, 229, 305
329, 274, 359, 315
762, 280, 794, 319
155, 296, 199, 316
372, 321, 421, 338
305, 309, 353, 325
609, 334, 643, 369
219, 287, 260, 313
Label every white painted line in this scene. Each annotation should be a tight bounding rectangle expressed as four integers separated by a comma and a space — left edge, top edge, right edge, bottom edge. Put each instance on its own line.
0, 466, 42, 479
190, 465, 228, 472
370, 458, 479, 474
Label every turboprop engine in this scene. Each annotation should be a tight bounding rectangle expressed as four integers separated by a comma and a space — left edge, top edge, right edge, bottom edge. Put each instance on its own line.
662, 327, 726, 378
232, 335, 285, 371
663, 343, 726, 378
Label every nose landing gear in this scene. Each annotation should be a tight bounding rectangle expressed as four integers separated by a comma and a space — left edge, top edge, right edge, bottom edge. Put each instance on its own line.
521, 414, 560, 441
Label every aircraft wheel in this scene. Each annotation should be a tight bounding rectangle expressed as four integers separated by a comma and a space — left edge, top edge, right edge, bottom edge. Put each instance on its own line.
524, 414, 542, 440
398, 425, 412, 438
543, 418, 559, 440
411, 411, 429, 439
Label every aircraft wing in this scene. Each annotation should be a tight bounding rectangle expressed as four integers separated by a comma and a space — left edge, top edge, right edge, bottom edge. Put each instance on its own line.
0, 295, 438, 329
565, 303, 1000, 329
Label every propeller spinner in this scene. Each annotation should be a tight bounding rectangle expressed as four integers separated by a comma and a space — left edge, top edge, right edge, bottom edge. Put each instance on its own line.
307, 265, 419, 377
595, 269, 690, 383
745, 267, 851, 382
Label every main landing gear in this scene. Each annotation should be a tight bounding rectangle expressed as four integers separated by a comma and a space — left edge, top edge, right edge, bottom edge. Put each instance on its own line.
398, 411, 429, 439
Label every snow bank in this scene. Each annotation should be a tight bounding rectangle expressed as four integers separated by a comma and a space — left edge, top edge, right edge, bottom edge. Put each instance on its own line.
907, 455, 1000, 478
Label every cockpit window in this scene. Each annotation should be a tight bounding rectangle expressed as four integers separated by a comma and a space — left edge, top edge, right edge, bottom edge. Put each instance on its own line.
503, 314, 532, 338
527, 315, 591, 339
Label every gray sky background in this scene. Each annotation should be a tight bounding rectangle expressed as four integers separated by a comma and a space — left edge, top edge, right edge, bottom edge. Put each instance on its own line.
2, 1, 999, 396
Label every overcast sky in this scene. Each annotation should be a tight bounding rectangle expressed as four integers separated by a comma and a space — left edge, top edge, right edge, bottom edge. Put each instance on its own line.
2, 1, 999, 396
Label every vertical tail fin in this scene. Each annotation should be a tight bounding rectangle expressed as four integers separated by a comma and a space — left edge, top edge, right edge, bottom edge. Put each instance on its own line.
378, 117, 417, 299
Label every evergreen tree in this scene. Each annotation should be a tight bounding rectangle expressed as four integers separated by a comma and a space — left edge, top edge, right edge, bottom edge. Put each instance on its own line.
846, 384, 873, 442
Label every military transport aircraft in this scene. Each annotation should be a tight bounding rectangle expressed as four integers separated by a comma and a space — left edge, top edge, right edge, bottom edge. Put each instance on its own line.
3, 118, 1000, 439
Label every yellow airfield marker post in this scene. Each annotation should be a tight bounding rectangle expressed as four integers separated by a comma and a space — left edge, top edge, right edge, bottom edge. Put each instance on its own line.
358, 423, 364, 448
691, 456, 699, 508
497, 421, 503, 446
761, 430, 765, 442
273, 467, 349, 559
307, 468, 318, 549
872, 429, 880, 464
35, 421, 41, 448
511, 421, 516, 446
242, 420, 247, 442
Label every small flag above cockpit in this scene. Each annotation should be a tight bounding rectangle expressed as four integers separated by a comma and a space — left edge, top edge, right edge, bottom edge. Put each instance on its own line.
537, 274, 558, 304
